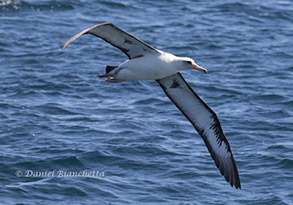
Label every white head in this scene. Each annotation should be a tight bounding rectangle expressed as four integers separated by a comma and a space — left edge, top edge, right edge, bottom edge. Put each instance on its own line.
177, 57, 207, 73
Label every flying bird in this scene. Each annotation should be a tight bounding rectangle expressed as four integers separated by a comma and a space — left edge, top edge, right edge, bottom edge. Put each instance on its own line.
62, 22, 241, 189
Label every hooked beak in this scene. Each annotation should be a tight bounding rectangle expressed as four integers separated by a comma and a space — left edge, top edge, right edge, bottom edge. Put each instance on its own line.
192, 63, 208, 73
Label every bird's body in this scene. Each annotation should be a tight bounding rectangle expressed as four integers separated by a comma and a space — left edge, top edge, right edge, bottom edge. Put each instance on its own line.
62, 22, 241, 189
110, 52, 201, 81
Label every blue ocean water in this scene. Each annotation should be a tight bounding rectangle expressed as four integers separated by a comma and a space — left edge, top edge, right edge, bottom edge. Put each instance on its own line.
1, 0, 292, 204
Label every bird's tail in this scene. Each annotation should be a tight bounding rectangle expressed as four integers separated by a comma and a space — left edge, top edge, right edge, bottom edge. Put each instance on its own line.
97, 65, 123, 83
105, 65, 118, 74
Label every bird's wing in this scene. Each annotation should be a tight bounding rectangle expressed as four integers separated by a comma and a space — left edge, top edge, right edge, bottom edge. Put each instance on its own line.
156, 73, 241, 189
62, 22, 159, 59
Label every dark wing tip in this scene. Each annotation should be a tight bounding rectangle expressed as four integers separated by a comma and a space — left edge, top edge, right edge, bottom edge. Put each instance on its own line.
195, 114, 241, 189
212, 150, 241, 189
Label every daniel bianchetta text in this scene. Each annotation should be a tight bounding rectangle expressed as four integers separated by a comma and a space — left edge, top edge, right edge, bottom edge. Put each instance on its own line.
15, 169, 105, 178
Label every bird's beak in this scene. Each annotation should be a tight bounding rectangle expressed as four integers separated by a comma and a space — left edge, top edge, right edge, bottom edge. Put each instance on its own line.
192, 63, 208, 73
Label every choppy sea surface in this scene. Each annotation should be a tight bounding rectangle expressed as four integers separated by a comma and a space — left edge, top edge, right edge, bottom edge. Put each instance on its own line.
1, 0, 293, 204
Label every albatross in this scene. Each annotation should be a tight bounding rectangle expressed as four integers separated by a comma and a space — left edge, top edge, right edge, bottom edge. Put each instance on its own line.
62, 22, 241, 189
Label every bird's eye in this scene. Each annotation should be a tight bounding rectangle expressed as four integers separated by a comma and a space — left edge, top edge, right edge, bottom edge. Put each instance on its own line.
186, 61, 192, 64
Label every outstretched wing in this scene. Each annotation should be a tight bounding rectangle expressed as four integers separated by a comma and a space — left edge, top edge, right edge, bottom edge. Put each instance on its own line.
156, 73, 241, 189
62, 22, 159, 59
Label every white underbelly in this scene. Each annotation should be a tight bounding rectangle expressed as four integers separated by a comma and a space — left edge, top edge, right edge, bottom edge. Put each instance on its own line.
115, 55, 177, 81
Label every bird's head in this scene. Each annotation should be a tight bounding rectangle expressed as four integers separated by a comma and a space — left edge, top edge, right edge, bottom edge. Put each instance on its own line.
178, 57, 207, 73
